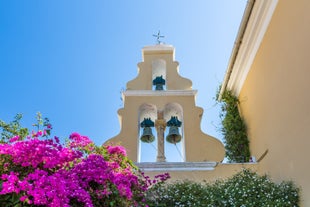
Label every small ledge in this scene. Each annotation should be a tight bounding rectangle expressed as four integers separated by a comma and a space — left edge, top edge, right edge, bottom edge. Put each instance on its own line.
135, 162, 217, 171
142, 44, 174, 52
123, 90, 197, 97
142, 44, 175, 60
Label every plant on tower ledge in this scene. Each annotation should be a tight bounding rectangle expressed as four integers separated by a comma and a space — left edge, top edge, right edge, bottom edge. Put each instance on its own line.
216, 88, 250, 163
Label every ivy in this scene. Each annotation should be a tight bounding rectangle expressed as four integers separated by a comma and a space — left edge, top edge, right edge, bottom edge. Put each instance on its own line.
216, 88, 250, 163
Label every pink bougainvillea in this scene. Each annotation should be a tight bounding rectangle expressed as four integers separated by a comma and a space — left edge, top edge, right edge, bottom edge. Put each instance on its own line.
69, 132, 93, 148
0, 127, 169, 207
106, 145, 127, 156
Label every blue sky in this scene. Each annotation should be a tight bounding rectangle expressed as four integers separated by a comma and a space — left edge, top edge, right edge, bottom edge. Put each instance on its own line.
0, 1, 246, 150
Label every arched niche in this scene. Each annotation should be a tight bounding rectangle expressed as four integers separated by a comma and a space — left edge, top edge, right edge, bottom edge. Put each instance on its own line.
163, 103, 185, 162
138, 103, 157, 162
138, 103, 157, 123
163, 102, 183, 121
152, 59, 166, 90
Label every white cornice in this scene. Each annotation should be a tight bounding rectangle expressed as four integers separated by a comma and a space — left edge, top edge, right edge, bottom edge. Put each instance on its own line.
135, 162, 217, 171
123, 90, 197, 97
226, 0, 278, 95
142, 44, 174, 52
142, 44, 175, 61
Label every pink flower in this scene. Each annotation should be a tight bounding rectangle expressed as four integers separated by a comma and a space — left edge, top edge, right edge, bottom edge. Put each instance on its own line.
0, 143, 11, 154
32, 130, 43, 138
54, 136, 60, 143
69, 132, 93, 148
107, 145, 127, 156
0, 172, 20, 194
20, 195, 28, 202
9, 135, 20, 143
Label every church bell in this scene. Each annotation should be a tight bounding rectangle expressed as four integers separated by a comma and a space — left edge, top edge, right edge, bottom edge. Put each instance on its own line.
140, 127, 155, 143
166, 116, 182, 144
140, 117, 155, 143
166, 126, 182, 144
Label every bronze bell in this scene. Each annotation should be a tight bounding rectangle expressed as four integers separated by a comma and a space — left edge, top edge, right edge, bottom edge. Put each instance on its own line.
166, 126, 182, 144
153, 75, 165, 90
140, 127, 155, 143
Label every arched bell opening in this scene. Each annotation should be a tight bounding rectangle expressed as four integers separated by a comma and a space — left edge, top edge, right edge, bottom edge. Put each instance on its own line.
138, 103, 157, 162
163, 103, 185, 162
152, 59, 167, 90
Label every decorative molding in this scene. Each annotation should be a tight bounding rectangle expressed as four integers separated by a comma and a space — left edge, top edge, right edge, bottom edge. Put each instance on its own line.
123, 90, 197, 97
143, 44, 174, 52
227, 0, 279, 95
142, 44, 175, 60
135, 162, 217, 171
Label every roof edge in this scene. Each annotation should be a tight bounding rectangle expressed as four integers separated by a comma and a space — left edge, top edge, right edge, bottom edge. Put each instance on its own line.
219, 0, 278, 99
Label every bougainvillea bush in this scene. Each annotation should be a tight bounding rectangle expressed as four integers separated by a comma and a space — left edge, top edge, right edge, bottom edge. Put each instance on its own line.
0, 114, 170, 206
146, 168, 300, 207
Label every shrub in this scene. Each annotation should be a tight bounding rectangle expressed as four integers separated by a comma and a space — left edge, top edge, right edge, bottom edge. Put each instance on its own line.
146, 169, 300, 207
0, 114, 170, 207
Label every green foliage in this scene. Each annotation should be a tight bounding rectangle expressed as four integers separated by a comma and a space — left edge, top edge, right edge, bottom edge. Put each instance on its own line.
146, 179, 212, 207
215, 169, 300, 207
0, 114, 28, 143
32, 112, 52, 136
145, 169, 300, 207
217, 89, 250, 162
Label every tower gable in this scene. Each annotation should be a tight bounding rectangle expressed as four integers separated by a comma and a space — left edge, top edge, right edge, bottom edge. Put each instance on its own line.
105, 44, 225, 164
127, 44, 192, 90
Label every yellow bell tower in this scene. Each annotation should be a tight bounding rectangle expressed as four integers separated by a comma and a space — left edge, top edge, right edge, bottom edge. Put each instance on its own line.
105, 43, 225, 166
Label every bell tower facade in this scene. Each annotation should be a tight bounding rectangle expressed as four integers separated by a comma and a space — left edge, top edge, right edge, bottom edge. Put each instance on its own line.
105, 44, 225, 163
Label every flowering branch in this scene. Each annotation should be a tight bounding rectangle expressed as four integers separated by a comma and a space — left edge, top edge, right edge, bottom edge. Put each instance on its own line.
0, 114, 170, 207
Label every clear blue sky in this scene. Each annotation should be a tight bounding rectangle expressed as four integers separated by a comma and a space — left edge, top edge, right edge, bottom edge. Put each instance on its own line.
0, 1, 246, 147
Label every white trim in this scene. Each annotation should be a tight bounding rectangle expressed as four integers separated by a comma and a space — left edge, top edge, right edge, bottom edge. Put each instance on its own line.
227, 0, 278, 95
142, 44, 175, 61
123, 90, 197, 97
142, 44, 174, 52
135, 162, 217, 171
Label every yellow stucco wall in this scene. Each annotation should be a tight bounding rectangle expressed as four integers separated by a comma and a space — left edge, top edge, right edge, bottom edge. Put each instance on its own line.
142, 163, 259, 183
238, 1, 310, 205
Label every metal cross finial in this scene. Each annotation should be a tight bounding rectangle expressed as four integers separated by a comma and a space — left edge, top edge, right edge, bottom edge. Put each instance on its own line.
153, 30, 165, 44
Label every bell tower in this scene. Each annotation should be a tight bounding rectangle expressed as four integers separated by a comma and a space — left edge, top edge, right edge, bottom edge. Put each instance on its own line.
105, 43, 225, 164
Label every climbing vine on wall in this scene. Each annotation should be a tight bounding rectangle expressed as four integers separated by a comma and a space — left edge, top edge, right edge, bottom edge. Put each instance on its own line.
217, 88, 250, 163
